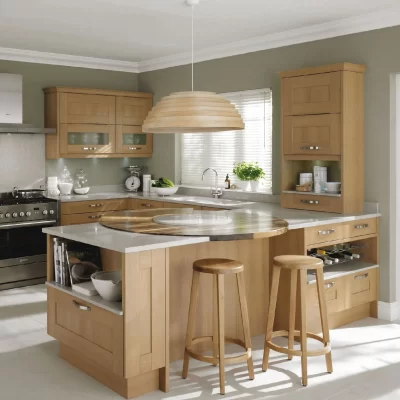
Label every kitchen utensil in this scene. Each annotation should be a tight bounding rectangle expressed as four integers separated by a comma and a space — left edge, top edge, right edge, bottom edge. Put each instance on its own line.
74, 187, 90, 195
58, 182, 73, 195
143, 174, 151, 193
11, 187, 46, 199
299, 173, 313, 186
71, 262, 101, 283
125, 166, 142, 192
58, 166, 74, 195
91, 271, 122, 302
154, 187, 179, 196
296, 181, 312, 192
313, 166, 322, 193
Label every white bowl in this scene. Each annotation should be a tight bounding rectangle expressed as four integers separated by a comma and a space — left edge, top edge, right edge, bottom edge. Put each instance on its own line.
71, 262, 100, 283
325, 182, 341, 192
58, 182, 73, 195
91, 271, 122, 302
153, 186, 179, 196
74, 187, 90, 195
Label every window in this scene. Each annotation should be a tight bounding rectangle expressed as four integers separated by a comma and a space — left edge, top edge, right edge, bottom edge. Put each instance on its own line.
180, 88, 272, 192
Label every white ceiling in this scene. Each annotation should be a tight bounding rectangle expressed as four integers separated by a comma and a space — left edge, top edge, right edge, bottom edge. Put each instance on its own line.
0, 0, 400, 72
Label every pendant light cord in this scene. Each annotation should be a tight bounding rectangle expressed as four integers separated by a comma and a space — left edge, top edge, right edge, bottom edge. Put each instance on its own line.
191, 4, 194, 91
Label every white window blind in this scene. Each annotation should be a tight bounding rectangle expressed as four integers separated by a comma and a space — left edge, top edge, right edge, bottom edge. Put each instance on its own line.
180, 88, 272, 192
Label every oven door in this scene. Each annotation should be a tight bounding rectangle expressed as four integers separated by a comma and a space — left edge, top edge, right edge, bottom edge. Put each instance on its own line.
0, 219, 57, 290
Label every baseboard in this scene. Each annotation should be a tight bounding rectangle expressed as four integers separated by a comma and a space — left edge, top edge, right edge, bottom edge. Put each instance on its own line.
378, 301, 400, 321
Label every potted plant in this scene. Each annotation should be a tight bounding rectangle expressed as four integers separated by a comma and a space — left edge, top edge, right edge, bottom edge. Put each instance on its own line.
232, 161, 265, 191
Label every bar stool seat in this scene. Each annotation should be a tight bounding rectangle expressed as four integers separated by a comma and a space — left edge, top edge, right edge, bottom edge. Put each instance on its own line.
182, 258, 254, 395
262, 255, 333, 386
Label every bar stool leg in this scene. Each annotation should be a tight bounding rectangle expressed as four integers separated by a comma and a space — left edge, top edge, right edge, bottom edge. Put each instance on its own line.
236, 272, 255, 380
299, 270, 308, 386
316, 269, 333, 374
288, 269, 297, 361
217, 275, 225, 394
182, 270, 200, 379
262, 265, 281, 372
212, 275, 219, 367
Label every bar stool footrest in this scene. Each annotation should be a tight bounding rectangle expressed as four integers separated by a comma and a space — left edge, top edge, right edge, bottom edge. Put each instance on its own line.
265, 330, 331, 357
186, 336, 252, 366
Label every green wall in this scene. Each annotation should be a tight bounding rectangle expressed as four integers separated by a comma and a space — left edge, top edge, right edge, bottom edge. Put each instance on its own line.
139, 25, 400, 303
0, 60, 143, 185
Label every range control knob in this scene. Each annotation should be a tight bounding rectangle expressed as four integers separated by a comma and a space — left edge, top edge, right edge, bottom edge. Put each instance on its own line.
0, 214, 3, 219
12, 212, 18, 218
5, 213, 10, 218
26, 211, 31, 217
42, 209, 48, 215
19, 212, 25, 217
49, 210, 55, 215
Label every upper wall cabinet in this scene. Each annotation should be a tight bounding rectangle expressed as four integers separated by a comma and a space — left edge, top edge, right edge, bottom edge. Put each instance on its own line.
43, 87, 153, 159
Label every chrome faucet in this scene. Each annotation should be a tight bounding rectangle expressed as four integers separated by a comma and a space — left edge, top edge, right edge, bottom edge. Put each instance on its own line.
202, 168, 223, 198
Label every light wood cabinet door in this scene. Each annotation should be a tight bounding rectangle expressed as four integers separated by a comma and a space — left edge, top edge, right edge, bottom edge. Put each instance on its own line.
60, 124, 115, 155
116, 125, 153, 155
345, 268, 378, 308
47, 287, 123, 376
60, 93, 115, 124
283, 72, 341, 116
283, 114, 341, 155
116, 97, 152, 125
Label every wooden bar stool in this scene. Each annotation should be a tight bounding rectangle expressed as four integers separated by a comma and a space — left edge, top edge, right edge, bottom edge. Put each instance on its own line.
262, 255, 333, 386
182, 258, 255, 395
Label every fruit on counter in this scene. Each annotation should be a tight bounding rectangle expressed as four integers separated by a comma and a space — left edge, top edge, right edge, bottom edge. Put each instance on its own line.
152, 177, 175, 188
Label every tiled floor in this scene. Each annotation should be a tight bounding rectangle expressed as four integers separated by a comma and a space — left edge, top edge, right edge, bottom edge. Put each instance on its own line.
1, 284, 400, 400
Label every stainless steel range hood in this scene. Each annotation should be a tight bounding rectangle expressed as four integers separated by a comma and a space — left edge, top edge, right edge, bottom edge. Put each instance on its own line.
0, 74, 55, 134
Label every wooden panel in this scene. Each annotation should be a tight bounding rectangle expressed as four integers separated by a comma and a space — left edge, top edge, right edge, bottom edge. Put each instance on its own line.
281, 193, 342, 213
61, 212, 106, 226
123, 249, 167, 378
345, 268, 378, 308
283, 72, 341, 116
116, 96, 152, 125
341, 70, 365, 214
116, 125, 153, 155
61, 199, 128, 215
46, 234, 54, 281
279, 63, 366, 78
45, 86, 152, 98
347, 218, 377, 239
60, 93, 115, 125
47, 287, 123, 376
44, 92, 60, 159
137, 200, 164, 209
283, 114, 341, 155
59, 124, 115, 155
305, 222, 346, 245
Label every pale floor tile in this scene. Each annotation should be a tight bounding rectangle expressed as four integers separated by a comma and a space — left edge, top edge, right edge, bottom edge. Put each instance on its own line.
1, 285, 400, 399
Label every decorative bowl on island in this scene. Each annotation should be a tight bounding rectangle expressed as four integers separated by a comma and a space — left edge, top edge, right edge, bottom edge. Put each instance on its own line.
91, 271, 122, 302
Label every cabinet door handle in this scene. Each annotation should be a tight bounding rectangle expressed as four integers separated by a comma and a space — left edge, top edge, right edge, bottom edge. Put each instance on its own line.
354, 273, 369, 280
82, 147, 97, 151
128, 147, 142, 150
324, 282, 335, 289
318, 229, 335, 235
88, 215, 102, 219
301, 199, 320, 205
354, 223, 369, 229
89, 203, 103, 208
141, 203, 152, 207
300, 145, 320, 150
72, 300, 91, 311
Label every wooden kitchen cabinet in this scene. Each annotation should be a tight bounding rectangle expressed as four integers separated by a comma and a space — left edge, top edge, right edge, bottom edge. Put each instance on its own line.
44, 87, 153, 159
137, 200, 164, 210
280, 63, 366, 214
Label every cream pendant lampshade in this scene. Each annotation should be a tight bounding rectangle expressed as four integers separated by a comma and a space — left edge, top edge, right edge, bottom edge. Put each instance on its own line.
142, 1, 245, 134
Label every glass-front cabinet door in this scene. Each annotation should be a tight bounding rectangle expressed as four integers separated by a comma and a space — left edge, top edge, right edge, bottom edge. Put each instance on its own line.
116, 125, 152, 155
60, 124, 115, 155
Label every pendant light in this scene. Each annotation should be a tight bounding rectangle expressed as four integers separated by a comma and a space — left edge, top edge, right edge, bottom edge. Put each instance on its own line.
142, 0, 245, 134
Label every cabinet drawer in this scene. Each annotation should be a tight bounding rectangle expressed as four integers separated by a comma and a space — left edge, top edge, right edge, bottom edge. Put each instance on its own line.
346, 268, 378, 308
283, 114, 341, 155
347, 218, 377, 238
283, 72, 341, 116
60, 93, 115, 125
308, 277, 345, 315
47, 287, 123, 376
61, 199, 128, 215
281, 193, 342, 214
137, 200, 164, 209
305, 222, 345, 245
61, 212, 107, 226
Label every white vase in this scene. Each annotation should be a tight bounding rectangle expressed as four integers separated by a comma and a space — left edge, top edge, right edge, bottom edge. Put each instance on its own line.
250, 180, 260, 192
241, 181, 251, 191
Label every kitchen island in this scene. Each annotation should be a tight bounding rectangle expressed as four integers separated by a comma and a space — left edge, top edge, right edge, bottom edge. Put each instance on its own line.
43, 206, 380, 399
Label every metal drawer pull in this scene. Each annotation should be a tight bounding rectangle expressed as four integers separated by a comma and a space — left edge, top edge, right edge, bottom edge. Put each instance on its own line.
88, 215, 102, 219
354, 273, 369, 280
82, 147, 97, 151
354, 224, 369, 229
300, 145, 320, 150
142, 203, 152, 207
318, 229, 335, 235
73, 300, 91, 311
128, 147, 142, 150
89, 203, 104, 208
324, 282, 335, 289
301, 200, 320, 205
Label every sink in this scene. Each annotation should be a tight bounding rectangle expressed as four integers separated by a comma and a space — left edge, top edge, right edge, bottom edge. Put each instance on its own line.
153, 211, 233, 226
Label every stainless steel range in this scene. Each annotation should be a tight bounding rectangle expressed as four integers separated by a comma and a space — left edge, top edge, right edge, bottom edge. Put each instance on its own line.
0, 190, 58, 290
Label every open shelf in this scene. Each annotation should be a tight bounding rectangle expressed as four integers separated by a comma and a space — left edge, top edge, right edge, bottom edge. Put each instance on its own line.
282, 190, 341, 198
307, 261, 379, 284
46, 281, 123, 315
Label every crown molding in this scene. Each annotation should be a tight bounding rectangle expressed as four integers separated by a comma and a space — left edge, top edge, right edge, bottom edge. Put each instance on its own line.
138, 5, 400, 72
0, 47, 140, 73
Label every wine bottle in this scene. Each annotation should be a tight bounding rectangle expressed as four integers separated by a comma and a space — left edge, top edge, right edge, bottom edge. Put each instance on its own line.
342, 250, 360, 259
330, 252, 352, 261
310, 253, 333, 265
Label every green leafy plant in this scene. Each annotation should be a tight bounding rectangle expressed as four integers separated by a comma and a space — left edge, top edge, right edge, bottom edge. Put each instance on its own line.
232, 162, 265, 181
152, 177, 174, 188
